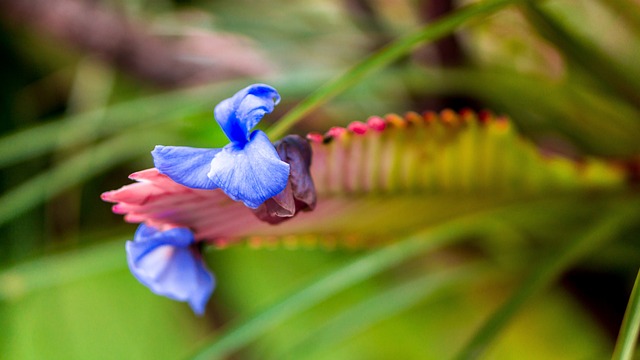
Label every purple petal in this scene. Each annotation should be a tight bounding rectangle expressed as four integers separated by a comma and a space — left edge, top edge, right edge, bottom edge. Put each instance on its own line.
207, 130, 290, 208
252, 184, 296, 225
251, 135, 317, 224
126, 224, 215, 315
277, 135, 317, 211
214, 84, 280, 144
152, 146, 221, 189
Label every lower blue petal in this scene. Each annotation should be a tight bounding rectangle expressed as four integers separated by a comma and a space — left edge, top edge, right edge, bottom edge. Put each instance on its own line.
126, 225, 215, 315
207, 130, 290, 208
152, 146, 221, 189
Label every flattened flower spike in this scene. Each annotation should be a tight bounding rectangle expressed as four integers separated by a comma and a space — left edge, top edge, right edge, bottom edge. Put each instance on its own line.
126, 224, 215, 315
152, 84, 290, 208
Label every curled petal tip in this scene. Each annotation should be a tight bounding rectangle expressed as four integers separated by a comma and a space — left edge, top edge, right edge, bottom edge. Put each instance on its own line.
214, 84, 281, 144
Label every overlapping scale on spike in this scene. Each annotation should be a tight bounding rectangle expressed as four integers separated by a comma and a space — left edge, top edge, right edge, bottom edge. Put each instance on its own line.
103, 110, 626, 249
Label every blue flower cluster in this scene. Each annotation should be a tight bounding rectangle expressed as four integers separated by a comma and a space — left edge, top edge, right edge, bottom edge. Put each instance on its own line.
126, 84, 290, 314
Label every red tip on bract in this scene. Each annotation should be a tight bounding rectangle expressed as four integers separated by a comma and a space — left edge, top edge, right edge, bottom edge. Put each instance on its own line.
306, 132, 324, 143
327, 126, 348, 138
347, 121, 368, 135
459, 108, 474, 118
385, 114, 406, 128
112, 204, 126, 214
100, 191, 114, 202
478, 110, 493, 124
367, 116, 386, 131
129, 168, 162, 181
422, 111, 437, 123
404, 111, 423, 125
440, 109, 458, 125
494, 116, 510, 131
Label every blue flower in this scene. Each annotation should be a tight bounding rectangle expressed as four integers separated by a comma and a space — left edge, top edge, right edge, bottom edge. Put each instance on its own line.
126, 224, 215, 315
152, 84, 290, 208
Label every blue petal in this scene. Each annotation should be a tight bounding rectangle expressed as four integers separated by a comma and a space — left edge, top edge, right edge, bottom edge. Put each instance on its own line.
152, 146, 221, 189
133, 224, 195, 247
214, 84, 280, 145
207, 130, 290, 208
126, 225, 215, 315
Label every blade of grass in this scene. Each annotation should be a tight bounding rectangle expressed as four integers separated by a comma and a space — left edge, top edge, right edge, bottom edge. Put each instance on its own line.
522, 2, 640, 107
612, 269, 640, 360
452, 204, 640, 360
0, 128, 174, 227
266, 0, 528, 139
278, 263, 483, 360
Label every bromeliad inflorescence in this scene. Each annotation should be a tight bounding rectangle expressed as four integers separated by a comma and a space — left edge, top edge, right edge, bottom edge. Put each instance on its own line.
103, 89, 626, 315
110, 84, 316, 314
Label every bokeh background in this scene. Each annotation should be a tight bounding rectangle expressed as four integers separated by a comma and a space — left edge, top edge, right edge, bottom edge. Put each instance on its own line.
1, 0, 639, 359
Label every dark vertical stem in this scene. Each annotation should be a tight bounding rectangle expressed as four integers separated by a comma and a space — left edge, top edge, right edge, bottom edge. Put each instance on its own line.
413, 0, 481, 111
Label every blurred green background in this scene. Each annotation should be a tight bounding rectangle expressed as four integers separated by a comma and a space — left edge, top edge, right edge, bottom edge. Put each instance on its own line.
1, 0, 639, 359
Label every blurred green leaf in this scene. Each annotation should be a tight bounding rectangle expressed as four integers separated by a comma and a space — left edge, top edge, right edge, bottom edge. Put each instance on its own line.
0, 128, 174, 227
0, 233, 217, 359
267, 0, 530, 139
408, 67, 640, 156
190, 214, 502, 359
278, 264, 480, 359
454, 202, 640, 360
522, 2, 640, 107
612, 269, 640, 360
0, 81, 240, 169
0, 239, 125, 302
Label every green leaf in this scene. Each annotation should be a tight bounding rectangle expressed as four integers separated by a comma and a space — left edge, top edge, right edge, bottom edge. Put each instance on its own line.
1, 242, 211, 360
453, 203, 640, 360
189, 207, 533, 360
0, 128, 175, 228
612, 269, 640, 360
407, 67, 640, 156
522, 2, 640, 107
277, 264, 480, 360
